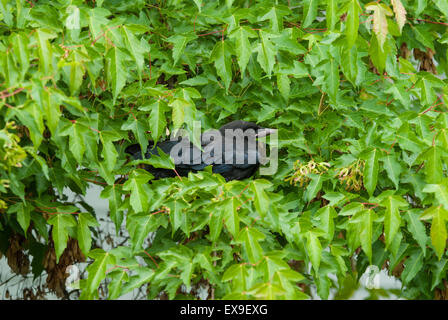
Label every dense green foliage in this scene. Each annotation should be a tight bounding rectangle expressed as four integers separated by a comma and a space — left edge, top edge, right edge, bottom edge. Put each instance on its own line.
1, 0, 448, 300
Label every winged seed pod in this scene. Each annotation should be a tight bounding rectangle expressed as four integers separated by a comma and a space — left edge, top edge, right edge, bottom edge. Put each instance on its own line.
285, 160, 331, 187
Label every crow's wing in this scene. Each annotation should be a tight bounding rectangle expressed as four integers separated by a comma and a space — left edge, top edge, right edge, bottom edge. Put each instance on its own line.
191, 130, 259, 168
222, 133, 259, 168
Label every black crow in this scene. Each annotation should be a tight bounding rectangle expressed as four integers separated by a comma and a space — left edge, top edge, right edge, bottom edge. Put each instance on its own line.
125, 120, 277, 181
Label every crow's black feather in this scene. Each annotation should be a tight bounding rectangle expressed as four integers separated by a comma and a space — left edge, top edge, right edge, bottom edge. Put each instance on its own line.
125, 121, 275, 181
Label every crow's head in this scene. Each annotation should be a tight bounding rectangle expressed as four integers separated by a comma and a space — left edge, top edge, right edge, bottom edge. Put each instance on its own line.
218, 120, 277, 138
217, 120, 277, 167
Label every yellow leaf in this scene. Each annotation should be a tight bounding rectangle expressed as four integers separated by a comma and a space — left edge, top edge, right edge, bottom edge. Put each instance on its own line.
391, 0, 407, 33
365, 3, 393, 50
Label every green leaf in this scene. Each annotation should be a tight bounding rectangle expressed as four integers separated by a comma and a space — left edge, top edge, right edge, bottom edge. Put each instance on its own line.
87, 7, 110, 40
277, 74, 290, 101
100, 185, 123, 234
396, 123, 427, 153
412, 25, 435, 51
325, 57, 339, 101
251, 179, 271, 217
192, 0, 202, 11
35, 29, 56, 76
236, 227, 266, 264
209, 204, 224, 242
341, 44, 362, 86
303, 0, 318, 28
7, 202, 31, 234
169, 98, 190, 131
40, 88, 61, 136
321, 192, 347, 207
122, 169, 154, 213
254, 30, 276, 78
108, 269, 129, 300
69, 122, 88, 163
350, 209, 375, 262
122, 26, 146, 80
420, 205, 448, 259
380, 154, 402, 189
77, 212, 99, 255
363, 148, 379, 197
385, 83, 411, 106
260, 254, 291, 280
210, 40, 234, 91
380, 195, 407, 249
415, 72, 445, 106
404, 210, 428, 256
339, 202, 364, 216
229, 26, 256, 76
99, 131, 119, 172
30, 211, 48, 241
86, 249, 116, 294
121, 116, 149, 155
143, 147, 175, 170
127, 213, 163, 250
121, 267, 155, 295
419, 146, 444, 184
223, 197, 240, 238
401, 249, 424, 284
314, 206, 337, 240
106, 47, 127, 103
11, 33, 30, 79
271, 28, 306, 55
326, 0, 338, 31
166, 33, 197, 65
222, 264, 249, 291
346, 0, 360, 48
369, 34, 390, 73
359, 210, 375, 263
63, 59, 85, 96
431, 258, 447, 290
423, 179, 448, 210
166, 198, 189, 235
305, 230, 322, 272
246, 282, 284, 299
2, 50, 19, 88
47, 213, 77, 262
140, 100, 169, 144
259, 6, 290, 33
0, 0, 13, 26
304, 173, 325, 203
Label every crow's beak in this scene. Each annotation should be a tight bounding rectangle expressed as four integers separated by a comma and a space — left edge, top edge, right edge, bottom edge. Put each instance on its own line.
256, 128, 277, 138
